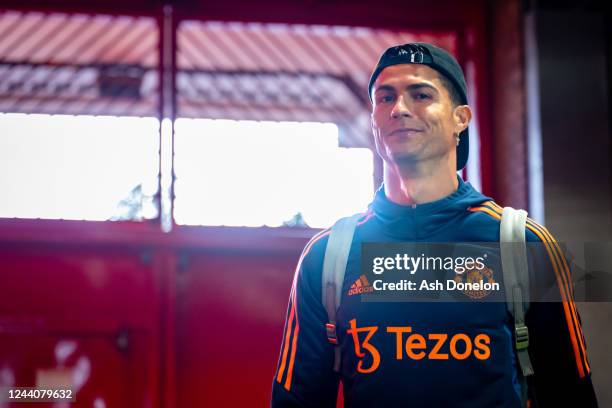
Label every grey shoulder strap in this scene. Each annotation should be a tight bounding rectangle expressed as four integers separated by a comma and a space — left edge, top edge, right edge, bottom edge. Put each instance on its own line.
500, 206, 535, 382
322, 213, 362, 372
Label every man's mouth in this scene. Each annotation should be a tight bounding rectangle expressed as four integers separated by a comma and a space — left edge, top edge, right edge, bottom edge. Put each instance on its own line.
388, 128, 423, 136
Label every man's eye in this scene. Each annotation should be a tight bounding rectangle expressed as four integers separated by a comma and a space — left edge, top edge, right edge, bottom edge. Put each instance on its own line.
415, 93, 431, 100
378, 95, 394, 103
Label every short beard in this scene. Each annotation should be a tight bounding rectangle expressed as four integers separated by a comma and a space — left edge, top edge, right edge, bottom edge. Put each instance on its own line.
388, 149, 451, 178
387, 152, 422, 177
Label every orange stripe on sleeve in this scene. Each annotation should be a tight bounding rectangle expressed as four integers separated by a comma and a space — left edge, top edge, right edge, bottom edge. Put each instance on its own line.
526, 219, 590, 376
279, 211, 370, 390
276, 302, 296, 383
468, 204, 502, 221
277, 228, 332, 390
471, 202, 589, 377
276, 228, 329, 384
357, 210, 375, 226
284, 288, 301, 390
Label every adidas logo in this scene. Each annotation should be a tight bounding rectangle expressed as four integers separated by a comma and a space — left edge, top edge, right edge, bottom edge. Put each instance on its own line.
348, 275, 375, 296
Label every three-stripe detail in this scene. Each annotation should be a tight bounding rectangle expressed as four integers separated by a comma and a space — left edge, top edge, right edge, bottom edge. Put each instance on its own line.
276, 210, 374, 390
469, 201, 590, 378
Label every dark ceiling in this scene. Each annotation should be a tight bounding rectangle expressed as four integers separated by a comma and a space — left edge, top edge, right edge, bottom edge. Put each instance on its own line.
3, 0, 610, 27
0, 0, 482, 29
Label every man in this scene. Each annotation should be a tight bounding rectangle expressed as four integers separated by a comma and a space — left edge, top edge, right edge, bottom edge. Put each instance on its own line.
271, 43, 597, 407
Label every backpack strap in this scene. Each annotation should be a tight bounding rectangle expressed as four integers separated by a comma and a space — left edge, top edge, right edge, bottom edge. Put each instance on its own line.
322, 213, 362, 372
500, 207, 534, 407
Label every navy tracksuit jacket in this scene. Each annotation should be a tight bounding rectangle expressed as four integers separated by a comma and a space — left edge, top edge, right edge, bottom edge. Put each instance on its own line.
272, 177, 597, 407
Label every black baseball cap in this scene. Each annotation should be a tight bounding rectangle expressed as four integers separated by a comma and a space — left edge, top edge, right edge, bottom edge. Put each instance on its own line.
368, 43, 470, 171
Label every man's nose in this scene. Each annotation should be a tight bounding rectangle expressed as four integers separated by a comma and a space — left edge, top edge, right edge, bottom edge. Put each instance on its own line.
390, 95, 413, 118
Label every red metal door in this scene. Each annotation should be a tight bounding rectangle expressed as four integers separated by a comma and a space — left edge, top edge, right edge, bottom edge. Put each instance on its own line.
175, 251, 297, 407
0, 245, 159, 407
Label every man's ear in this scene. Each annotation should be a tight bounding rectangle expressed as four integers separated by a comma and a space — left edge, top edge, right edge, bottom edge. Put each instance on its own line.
453, 105, 472, 134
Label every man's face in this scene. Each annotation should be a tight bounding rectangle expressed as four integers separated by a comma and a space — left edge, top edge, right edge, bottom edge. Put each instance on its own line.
371, 64, 467, 168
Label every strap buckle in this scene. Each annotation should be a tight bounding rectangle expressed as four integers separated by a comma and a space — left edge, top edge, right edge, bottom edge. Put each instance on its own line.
515, 324, 529, 350
326, 323, 338, 344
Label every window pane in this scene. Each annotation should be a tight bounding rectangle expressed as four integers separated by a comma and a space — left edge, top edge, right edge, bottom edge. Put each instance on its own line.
0, 113, 159, 221
173, 118, 374, 228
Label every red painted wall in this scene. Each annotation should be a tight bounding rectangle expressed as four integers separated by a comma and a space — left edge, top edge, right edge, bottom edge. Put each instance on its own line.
0, 221, 310, 407
0, 243, 161, 407
175, 251, 296, 407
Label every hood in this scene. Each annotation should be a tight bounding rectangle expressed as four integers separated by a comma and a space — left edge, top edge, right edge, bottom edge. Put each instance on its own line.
370, 176, 491, 240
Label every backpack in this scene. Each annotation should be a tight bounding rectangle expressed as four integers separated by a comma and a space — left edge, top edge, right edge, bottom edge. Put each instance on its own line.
321, 207, 535, 406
